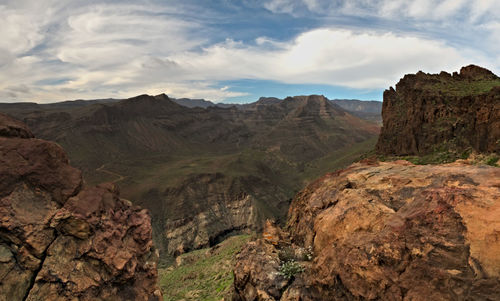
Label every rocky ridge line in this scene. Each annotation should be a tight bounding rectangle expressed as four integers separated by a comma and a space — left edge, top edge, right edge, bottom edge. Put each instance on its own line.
376, 65, 500, 156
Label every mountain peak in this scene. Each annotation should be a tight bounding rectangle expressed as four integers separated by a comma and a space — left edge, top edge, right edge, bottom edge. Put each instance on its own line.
377, 65, 500, 155
459, 64, 498, 80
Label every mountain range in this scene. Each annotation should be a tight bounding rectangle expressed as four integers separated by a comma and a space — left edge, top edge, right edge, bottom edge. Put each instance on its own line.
1, 65, 499, 301
1, 94, 380, 261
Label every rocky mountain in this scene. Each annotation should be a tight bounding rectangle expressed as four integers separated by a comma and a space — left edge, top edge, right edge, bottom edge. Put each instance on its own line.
330, 99, 382, 123
0, 113, 161, 301
376, 65, 500, 156
233, 65, 500, 300
169, 96, 382, 123
1, 94, 379, 261
233, 160, 500, 300
171, 97, 216, 108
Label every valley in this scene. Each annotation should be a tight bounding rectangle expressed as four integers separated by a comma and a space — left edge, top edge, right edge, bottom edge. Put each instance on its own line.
1, 1, 499, 300
1, 94, 380, 263
1, 65, 499, 301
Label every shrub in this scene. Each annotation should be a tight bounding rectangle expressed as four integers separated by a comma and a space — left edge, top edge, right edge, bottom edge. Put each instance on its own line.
278, 260, 304, 279
486, 155, 499, 167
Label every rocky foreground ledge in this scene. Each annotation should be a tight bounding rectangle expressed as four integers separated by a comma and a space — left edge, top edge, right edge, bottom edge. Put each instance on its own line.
0, 113, 161, 301
233, 160, 500, 300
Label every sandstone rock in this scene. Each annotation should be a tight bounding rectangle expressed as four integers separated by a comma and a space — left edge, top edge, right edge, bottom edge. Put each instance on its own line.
376, 65, 500, 155
0, 114, 161, 301
234, 161, 500, 300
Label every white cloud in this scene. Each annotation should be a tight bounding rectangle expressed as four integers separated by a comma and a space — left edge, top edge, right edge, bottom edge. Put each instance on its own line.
0, 0, 498, 103
170, 29, 486, 89
262, 0, 500, 22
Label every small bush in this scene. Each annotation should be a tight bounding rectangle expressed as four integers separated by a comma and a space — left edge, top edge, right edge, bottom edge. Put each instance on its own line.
486, 156, 499, 167
279, 260, 304, 279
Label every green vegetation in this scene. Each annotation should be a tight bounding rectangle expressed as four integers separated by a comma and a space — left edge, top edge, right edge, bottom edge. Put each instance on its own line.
423, 78, 500, 97
278, 259, 304, 280
160, 235, 251, 301
378, 149, 500, 167
486, 155, 499, 167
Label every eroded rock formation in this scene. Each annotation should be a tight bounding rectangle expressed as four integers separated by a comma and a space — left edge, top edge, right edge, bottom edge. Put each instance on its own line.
0, 113, 161, 301
376, 65, 500, 155
233, 160, 500, 300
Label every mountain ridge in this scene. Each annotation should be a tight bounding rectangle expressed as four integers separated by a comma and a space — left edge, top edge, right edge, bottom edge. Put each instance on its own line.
1, 94, 379, 261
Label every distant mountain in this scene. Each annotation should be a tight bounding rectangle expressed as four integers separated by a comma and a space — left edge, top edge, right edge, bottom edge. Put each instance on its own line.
330, 99, 382, 123
1, 93, 379, 261
330, 99, 381, 113
170, 96, 382, 123
171, 98, 215, 108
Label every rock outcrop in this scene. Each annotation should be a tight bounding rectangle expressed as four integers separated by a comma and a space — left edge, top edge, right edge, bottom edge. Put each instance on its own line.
376, 65, 500, 155
0, 113, 161, 301
233, 160, 500, 300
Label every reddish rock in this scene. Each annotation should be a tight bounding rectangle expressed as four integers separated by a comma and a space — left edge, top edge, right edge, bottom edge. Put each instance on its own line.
0, 112, 34, 138
0, 114, 161, 301
234, 161, 500, 300
376, 65, 500, 155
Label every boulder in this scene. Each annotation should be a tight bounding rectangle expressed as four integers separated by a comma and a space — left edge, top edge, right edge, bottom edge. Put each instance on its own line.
234, 160, 500, 300
0, 114, 161, 301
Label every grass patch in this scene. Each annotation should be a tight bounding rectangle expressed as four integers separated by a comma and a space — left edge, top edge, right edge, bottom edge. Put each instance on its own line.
423, 78, 500, 97
159, 235, 251, 301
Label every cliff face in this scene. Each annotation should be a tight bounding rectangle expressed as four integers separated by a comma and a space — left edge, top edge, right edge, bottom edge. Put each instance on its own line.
233, 160, 500, 300
376, 65, 500, 156
0, 113, 161, 301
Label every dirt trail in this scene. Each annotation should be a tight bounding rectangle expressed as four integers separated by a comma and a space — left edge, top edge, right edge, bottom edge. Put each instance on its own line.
96, 164, 126, 183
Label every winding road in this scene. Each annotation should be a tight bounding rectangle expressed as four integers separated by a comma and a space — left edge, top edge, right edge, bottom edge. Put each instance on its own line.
96, 164, 126, 183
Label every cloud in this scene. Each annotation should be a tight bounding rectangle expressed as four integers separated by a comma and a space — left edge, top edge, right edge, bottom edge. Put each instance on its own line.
261, 0, 499, 22
0, 0, 498, 103
170, 28, 485, 89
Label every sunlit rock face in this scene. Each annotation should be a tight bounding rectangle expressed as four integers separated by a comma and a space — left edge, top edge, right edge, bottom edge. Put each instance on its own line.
234, 160, 500, 300
0, 113, 162, 301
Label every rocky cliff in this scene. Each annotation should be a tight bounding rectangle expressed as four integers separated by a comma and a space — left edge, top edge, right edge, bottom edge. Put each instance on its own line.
376, 65, 500, 156
233, 160, 500, 300
0, 113, 161, 301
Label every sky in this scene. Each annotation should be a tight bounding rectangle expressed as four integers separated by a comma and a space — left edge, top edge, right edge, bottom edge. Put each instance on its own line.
0, 0, 499, 103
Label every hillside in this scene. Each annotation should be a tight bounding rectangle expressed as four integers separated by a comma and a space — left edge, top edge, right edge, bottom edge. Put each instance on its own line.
233, 66, 500, 300
376, 65, 500, 157
1, 94, 379, 261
